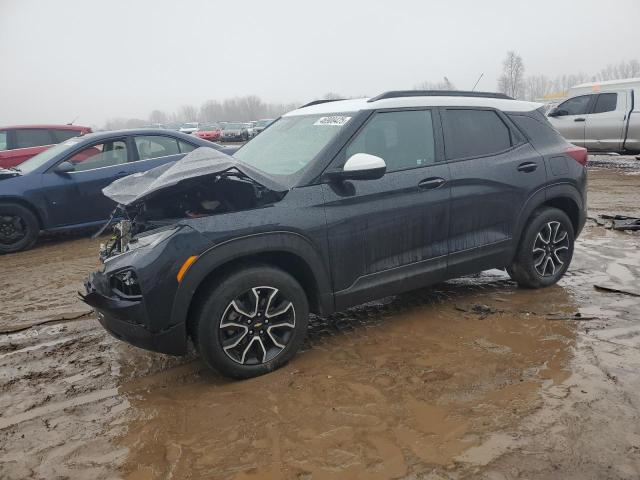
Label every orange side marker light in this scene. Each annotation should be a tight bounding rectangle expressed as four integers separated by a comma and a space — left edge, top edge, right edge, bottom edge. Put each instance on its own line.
177, 255, 198, 283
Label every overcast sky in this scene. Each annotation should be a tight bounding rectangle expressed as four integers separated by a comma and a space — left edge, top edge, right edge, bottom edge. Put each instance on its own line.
1, 0, 639, 127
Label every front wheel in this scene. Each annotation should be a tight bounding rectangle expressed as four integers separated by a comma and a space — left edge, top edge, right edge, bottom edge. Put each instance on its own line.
0, 203, 39, 254
194, 265, 309, 379
507, 207, 574, 288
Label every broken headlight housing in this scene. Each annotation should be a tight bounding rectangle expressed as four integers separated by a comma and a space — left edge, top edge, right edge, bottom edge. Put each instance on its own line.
101, 225, 179, 262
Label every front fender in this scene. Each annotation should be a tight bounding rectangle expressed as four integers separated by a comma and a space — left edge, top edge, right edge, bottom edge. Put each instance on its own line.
170, 231, 333, 327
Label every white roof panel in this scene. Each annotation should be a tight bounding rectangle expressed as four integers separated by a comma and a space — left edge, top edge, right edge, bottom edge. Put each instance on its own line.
284, 95, 542, 116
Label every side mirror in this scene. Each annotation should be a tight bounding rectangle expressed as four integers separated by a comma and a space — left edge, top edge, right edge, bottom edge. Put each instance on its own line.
327, 153, 386, 181
548, 108, 568, 117
54, 161, 75, 173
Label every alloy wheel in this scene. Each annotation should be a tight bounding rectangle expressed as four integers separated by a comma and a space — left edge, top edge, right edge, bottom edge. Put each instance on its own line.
0, 215, 26, 245
219, 286, 296, 365
532, 221, 569, 277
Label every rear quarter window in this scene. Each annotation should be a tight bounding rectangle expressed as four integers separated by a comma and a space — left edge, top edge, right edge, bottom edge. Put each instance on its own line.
507, 110, 568, 150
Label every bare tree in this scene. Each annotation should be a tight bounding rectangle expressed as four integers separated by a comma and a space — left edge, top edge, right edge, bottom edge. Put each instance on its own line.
148, 109, 168, 125
497, 51, 525, 99
323, 92, 342, 100
177, 105, 198, 122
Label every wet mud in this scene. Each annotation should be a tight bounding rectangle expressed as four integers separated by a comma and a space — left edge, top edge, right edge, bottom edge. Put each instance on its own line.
1, 157, 640, 479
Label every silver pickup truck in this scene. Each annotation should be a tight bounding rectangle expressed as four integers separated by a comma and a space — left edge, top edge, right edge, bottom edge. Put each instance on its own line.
547, 78, 640, 154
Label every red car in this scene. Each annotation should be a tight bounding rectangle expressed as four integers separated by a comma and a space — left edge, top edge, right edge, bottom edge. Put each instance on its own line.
193, 123, 222, 142
0, 124, 92, 168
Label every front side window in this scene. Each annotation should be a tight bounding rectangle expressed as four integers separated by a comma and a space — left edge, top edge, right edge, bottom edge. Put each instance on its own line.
66, 140, 128, 171
51, 129, 82, 143
592, 93, 618, 114
443, 109, 513, 160
234, 113, 353, 176
134, 135, 180, 160
345, 110, 436, 172
14, 129, 52, 149
0, 131, 7, 151
558, 95, 592, 116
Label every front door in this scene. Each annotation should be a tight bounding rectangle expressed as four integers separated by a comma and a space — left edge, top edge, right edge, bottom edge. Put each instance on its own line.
548, 94, 595, 146
40, 138, 132, 227
322, 108, 450, 309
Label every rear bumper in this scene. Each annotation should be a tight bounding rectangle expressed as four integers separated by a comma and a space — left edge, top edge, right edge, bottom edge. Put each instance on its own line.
82, 272, 187, 356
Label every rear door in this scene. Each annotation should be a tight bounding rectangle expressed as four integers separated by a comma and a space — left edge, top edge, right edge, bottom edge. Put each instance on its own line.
584, 91, 629, 151
548, 94, 595, 146
322, 108, 450, 308
441, 107, 547, 275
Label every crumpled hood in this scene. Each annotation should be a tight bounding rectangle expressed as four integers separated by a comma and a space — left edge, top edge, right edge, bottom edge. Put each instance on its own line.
102, 147, 287, 206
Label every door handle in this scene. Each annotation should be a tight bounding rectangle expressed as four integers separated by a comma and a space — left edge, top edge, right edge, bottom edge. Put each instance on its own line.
418, 177, 446, 190
114, 171, 128, 178
517, 162, 538, 173
574, 118, 586, 122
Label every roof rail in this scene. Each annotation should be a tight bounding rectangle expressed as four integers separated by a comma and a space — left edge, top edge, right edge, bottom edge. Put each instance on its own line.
367, 90, 513, 103
300, 98, 345, 108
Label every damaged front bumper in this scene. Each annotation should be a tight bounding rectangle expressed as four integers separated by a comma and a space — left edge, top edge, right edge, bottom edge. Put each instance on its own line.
82, 271, 187, 355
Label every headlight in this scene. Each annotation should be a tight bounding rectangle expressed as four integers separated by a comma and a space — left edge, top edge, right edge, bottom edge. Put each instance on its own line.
127, 227, 179, 251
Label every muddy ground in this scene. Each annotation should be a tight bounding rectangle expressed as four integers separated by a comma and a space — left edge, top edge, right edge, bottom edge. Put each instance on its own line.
1, 155, 640, 480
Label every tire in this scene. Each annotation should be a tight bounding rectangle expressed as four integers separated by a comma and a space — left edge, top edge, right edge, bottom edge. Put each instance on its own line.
194, 265, 309, 379
507, 207, 574, 289
0, 202, 39, 254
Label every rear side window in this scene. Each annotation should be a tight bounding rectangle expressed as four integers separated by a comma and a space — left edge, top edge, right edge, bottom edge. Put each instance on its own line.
557, 95, 592, 116
134, 135, 180, 160
0, 131, 7, 151
14, 129, 53, 149
51, 129, 82, 143
443, 109, 512, 160
592, 93, 617, 114
345, 110, 436, 172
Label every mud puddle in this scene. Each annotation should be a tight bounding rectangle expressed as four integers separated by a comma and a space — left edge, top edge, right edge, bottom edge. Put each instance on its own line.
116, 279, 576, 480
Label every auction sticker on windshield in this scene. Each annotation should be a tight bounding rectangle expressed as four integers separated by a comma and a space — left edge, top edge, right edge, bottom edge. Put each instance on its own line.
313, 116, 351, 126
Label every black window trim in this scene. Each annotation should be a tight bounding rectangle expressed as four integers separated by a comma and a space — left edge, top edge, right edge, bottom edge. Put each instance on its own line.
324, 106, 446, 177
439, 106, 527, 163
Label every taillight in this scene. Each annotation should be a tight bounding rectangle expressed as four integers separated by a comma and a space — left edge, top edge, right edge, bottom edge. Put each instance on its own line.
566, 145, 588, 166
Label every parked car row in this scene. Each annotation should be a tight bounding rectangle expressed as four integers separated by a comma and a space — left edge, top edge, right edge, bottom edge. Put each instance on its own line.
145, 120, 275, 142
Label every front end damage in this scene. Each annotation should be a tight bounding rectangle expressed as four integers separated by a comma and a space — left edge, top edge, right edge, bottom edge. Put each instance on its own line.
81, 147, 288, 355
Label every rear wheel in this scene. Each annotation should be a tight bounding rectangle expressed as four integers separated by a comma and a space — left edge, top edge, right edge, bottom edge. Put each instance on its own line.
0, 203, 39, 254
507, 207, 574, 288
194, 265, 309, 379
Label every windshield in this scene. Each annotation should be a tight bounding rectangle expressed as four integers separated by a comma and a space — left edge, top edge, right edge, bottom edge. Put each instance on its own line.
256, 120, 272, 127
224, 123, 244, 130
233, 113, 353, 176
16, 139, 83, 173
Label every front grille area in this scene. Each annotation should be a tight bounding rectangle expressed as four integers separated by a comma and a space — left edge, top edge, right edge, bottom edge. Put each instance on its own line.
110, 269, 142, 298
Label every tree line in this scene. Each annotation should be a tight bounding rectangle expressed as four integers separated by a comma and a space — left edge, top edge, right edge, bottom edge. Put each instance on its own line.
103, 56, 640, 129
497, 51, 640, 101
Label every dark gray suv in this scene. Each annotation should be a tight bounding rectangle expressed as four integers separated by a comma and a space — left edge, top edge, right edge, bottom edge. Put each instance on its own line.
83, 91, 587, 379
